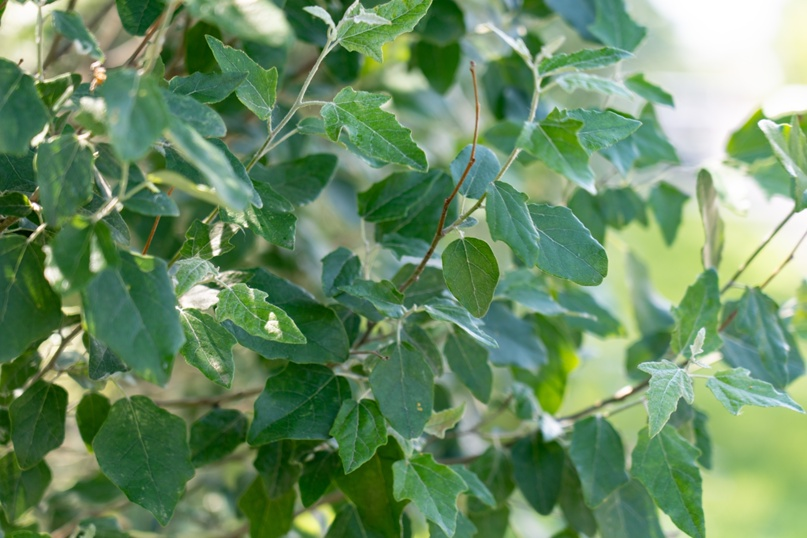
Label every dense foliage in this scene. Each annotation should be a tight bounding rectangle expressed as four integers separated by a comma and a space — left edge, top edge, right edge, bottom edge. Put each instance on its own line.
0, 0, 805, 537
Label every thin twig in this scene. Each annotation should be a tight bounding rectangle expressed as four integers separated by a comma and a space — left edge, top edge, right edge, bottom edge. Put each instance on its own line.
349, 349, 387, 360
398, 62, 481, 293
557, 379, 650, 423
759, 226, 807, 290
27, 325, 82, 387
141, 187, 174, 255
123, 19, 162, 68
153, 387, 264, 408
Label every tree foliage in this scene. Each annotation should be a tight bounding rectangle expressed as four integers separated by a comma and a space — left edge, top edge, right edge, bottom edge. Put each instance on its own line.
0, 0, 805, 537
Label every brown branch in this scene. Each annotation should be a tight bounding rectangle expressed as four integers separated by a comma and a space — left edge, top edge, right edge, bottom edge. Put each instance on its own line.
557, 379, 650, 422
153, 387, 263, 408
123, 16, 163, 68
759, 226, 807, 290
398, 62, 480, 293
141, 187, 174, 255
27, 325, 82, 387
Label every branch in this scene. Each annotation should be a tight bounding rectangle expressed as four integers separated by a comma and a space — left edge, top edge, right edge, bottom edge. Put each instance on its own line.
27, 325, 82, 387
557, 379, 650, 423
759, 226, 807, 290
398, 61, 480, 293
153, 387, 263, 408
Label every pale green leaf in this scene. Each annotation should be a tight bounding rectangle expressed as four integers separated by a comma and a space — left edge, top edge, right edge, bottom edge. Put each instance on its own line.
649, 181, 688, 246
161, 89, 226, 138
179, 309, 237, 388
339, 279, 405, 318
588, 0, 647, 52
625, 74, 674, 106
707, 367, 804, 415
424, 298, 498, 348
758, 118, 807, 210
485, 182, 541, 266
564, 108, 642, 153
52, 10, 104, 60
495, 269, 567, 316
178, 220, 240, 260
172, 257, 218, 297
482, 302, 546, 371
216, 283, 305, 345
441, 237, 499, 318
423, 403, 465, 439
330, 399, 388, 474
185, 0, 291, 46
556, 73, 633, 98
451, 144, 500, 199
638, 360, 694, 437
337, 0, 432, 62
696, 169, 724, 268
539, 47, 632, 75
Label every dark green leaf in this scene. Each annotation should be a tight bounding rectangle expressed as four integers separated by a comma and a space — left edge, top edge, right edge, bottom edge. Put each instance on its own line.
52, 10, 104, 60
483, 302, 546, 371
75, 392, 111, 448
161, 90, 226, 138
179, 309, 237, 388
253, 441, 302, 498
1, 352, 41, 400
639, 360, 694, 437
444, 330, 492, 403
330, 399, 388, 474
598, 186, 647, 229
414, 0, 464, 45
558, 287, 623, 337
115, 0, 165, 35
441, 238, 499, 318
217, 283, 305, 344
370, 342, 433, 439
9, 381, 67, 469
511, 434, 565, 515
569, 416, 629, 507
44, 217, 117, 295
411, 41, 460, 94
631, 427, 704, 538
726, 109, 771, 163
393, 265, 447, 309
539, 47, 632, 75
468, 447, 515, 511
220, 183, 296, 249
252, 154, 337, 206
326, 503, 386, 538
529, 203, 608, 285
485, 182, 541, 266
249, 363, 349, 445
451, 465, 495, 507
558, 455, 598, 536
594, 480, 664, 538
322, 88, 428, 171
670, 269, 721, 359
189, 408, 247, 467
564, 108, 641, 153
82, 251, 184, 386
340, 279, 406, 318
568, 188, 606, 244
0, 151, 36, 193
186, 0, 291, 47
649, 181, 688, 246
237, 478, 295, 538
450, 144, 500, 199
0, 453, 50, 522
495, 269, 567, 316
424, 298, 498, 348
168, 71, 248, 104
0, 237, 62, 363
403, 322, 444, 376
205, 36, 277, 120
321, 247, 361, 297
299, 450, 340, 507
624, 74, 674, 106
392, 454, 467, 536
518, 109, 595, 191
97, 69, 167, 161
337, 0, 432, 62
87, 336, 128, 380
179, 220, 240, 260
588, 0, 647, 52
0, 59, 49, 156
35, 134, 93, 225
359, 171, 440, 223
706, 367, 804, 415
467, 506, 509, 538
630, 103, 680, 168
93, 396, 195, 525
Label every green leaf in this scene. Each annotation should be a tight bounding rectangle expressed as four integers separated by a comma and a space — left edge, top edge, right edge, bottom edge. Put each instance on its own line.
0, 453, 50, 522
485, 182, 541, 266
249, 363, 349, 445
695, 169, 725, 269
529, 203, 608, 285
569, 416, 629, 508
0, 237, 62, 363
186, 0, 291, 46
722, 288, 804, 388
649, 181, 688, 246
330, 399, 388, 474
340, 279, 406, 318
252, 154, 338, 206
322, 247, 361, 297
75, 392, 111, 449
335, 438, 406, 538
631, 427, 704, 538
759, 117, 807, 210
337, 0, 432, 62
532, 315, 580, 414
189, 408, 247, 467
205, 36, 277, 120
625, 252, 673, 336
326, 504, 383, 538
403, 322, 444, 376
87, 335, 128, 380
669, 402, 713, 469
169, 71, 247, 104
217, 283, 305, 344
451, 465, 495, 507
670, 269, 721, 359
467, 447, 515, 511
220, 184, 296, 249
423, 403, 465, 439
370, 342, 433, 439
358, 171, 438, 223
44, 217, 118, 295
52, 10, 104, 60
706, 367, 804, 415
588, 0, 647, 52
540, 47, 632, 75
0, 193, 32, 218
511, 434, 565, 515
392, 454, 467, 536
97, 69, 167, 161
556, 73, 633, 98
82, 251, 184, 386
412, 40, 460, 94
253, 441, 302, 498
594, 480, 665, 538
161, 90, 226, 138
115, 0, 165, 35
443, 330, 492, 403
424, 298, 497, 348
450, 144, 500, 199
164, 120, 252, 211
93, 396, 195, 525
624, 74, 674, 106
172, 257, 218, 297
0, 59, 49, 156
518, 110, 595, 191
639, 360, 694, 437
179, 309, 237, 388
495, 269, 567, 316
558, 455, 598, 536
322, 87, 428, 171
35, 134, 94, 225
9, 381, 67, 469
237, 478, 295, 538
179, 220, 240, 260
441, 238, 499, 318
224, 270, 350, 365
483, 302, 546, 371
299, 450, 340, 508
559, 286, 623, 337
564, 108, 642, 153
